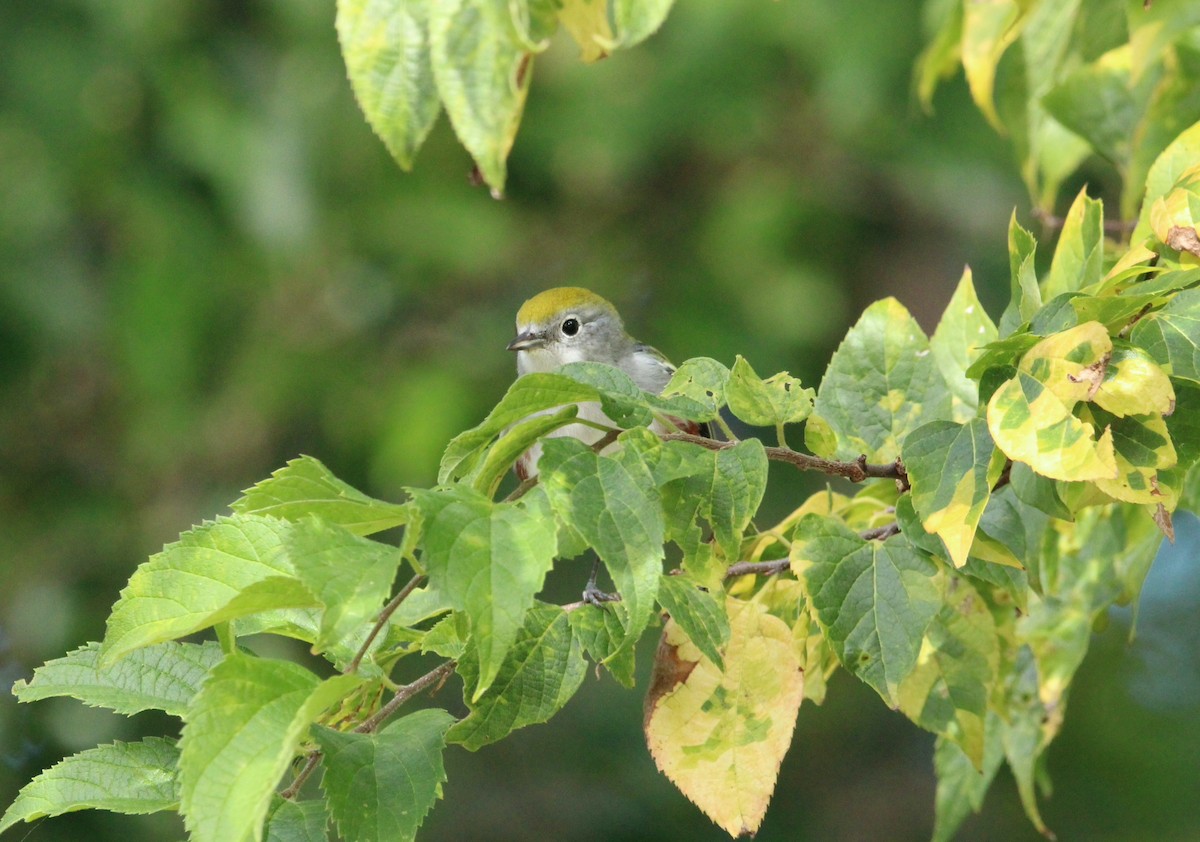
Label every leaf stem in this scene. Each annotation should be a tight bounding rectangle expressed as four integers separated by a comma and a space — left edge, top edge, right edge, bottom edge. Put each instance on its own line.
356, 660, 457, 734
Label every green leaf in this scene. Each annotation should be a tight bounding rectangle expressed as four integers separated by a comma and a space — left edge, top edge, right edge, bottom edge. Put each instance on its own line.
429, 0, 532, 195
449, 603, 586, 749
232, 456, 408, 536
930, 268, 999, 422
897, 575, 998, 766
608, 0, 676, 49
1089, 408, 1178, 506
999, 212, 1042, 336
265, 798, 328, 842
655, 439, 768, 587
101, 515, 320, 666
1042, 49, 1138, 167
999, 647, 1052, 835
793, 516, 941, 706
558, 0, 614, 62
655, 574, 730, 669
539, 435, 664, 654
410, 485, 557, 700
1128, 0, 1200, 82
470, 404, 578, 494
903, 419, 1004, 567
315, 709, 455, 842
568, 603, 635, 687
724, 355, 814, 428
661, 357, 731, 422
557, 361, 708, 427
284, 518, 402, 653
931, 715, 1005, 842
13, 640, 224, 718
1008, 461, 1072, 520
961, 0, 1026, 129
336, 0, 441, 171
1133, 119, 1200, 243
179, 655, 360, 842
1130, 287, 1200, 383
0, 738, 181, 834
914, 0, 963, 109
1042, 188, 1105, 300
808, 297, 950, 462
986, 322, 1118, 481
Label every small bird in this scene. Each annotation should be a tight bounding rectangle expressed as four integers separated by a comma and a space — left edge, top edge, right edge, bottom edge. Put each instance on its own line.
506, 286, 700, 480
507, 286, 701, 604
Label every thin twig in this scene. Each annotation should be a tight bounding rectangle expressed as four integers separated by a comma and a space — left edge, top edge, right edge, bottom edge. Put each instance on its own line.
279, 753, 321, 800
660, 431, 908, 485
346, 573, 426, 674
725, 558, 791, 578
860, 522, 900, 541
1032, 206, 1136, 236
357, 661, 457, 734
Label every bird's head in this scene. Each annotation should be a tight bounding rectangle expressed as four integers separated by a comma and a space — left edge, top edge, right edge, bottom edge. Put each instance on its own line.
507, 287, 629, 373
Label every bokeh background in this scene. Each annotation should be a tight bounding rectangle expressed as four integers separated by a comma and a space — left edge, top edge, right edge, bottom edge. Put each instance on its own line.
2, 1, 1198, 840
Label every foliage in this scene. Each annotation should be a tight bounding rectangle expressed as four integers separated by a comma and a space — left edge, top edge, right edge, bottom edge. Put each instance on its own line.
6, 1, 1200, 841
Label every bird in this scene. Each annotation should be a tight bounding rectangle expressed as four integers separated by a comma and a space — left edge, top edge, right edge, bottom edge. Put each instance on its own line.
506, 287, 703, 603
506, 286, 701, 480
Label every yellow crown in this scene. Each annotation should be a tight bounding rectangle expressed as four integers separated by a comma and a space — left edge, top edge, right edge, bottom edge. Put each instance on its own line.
516, 287, 616, 327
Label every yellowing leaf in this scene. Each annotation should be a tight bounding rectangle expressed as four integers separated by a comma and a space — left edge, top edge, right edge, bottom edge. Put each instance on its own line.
1149, 163, 1200, 256
725, 355, 814, 428
904, 420, 1004, 567
1092, 345, 1175, 417
930, 268, 999, 422
961, 0, 1026, 130
1090, 410, 1178, 506
557, 0, 612, 62
644, 598, 803, 837
986, 322, 1119, 481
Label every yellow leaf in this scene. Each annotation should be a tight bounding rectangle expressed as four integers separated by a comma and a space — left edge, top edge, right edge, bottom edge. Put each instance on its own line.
644, 598, 804, 837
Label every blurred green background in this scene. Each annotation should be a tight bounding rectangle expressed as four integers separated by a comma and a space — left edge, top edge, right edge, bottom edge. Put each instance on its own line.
2, 1, 1197, 840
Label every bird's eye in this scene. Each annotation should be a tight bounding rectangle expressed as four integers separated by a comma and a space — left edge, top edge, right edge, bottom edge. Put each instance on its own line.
561, 317, 580, 337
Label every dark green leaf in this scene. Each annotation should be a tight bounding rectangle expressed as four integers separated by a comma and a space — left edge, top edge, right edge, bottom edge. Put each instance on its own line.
655, 573, 730, 669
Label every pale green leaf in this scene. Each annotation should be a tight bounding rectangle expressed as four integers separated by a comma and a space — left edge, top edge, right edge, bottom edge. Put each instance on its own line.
608, 0, 675, 49
999, 212, 1041, 336
315, 709, 455, 842
336, 0, 441, 170
13, 640, 224, 718
1133, 119, 1200, 243
449, 603, 586, 749
661, 357, 730, 423
725, 355, 814, 428
558, 0, 613, 62
101, 515, 320, 666
962, 0, 1026, 129
1093, 343, 1177, 419
0, 738, 180, 834
793, 516, 941, 706
410, 485, 557, 700
232, 456, 408, 536
930, 268, 999, 422
284, 517, 402, 653
179, 655, 360, 842
808, 297, 950, 462
655, 573, 730, 669
914, 0, 963, 109
1042, 49, 1137, 167
429, 0, 532, 194
1042, 188, 1105, 300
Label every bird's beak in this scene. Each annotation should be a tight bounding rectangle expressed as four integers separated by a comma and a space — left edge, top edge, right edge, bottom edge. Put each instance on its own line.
506, 330, 546, 352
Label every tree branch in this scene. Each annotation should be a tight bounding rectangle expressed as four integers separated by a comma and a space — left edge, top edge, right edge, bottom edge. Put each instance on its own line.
725, 558, 790, 578
660, 431, 908, 486
346, 573, 426, 674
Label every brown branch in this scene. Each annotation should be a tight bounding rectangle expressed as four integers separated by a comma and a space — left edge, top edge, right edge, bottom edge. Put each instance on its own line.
1032, 206, 1136, 236
860, 522, 900, 541
660, 431, 908, 486
725, 558, 791, 578
357, 661, 457, 734
346, 573, 426, 674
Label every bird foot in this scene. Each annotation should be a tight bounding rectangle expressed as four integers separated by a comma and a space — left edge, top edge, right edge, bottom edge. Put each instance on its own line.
582, 583, 620, 606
